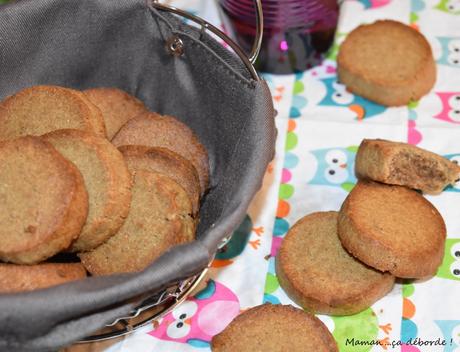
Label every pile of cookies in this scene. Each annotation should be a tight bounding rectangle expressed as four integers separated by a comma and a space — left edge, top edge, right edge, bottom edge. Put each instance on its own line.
0, 85, 209, 293
276, 139, 460, 316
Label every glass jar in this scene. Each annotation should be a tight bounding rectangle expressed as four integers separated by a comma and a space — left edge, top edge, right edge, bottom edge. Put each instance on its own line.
218, 0, 339, 74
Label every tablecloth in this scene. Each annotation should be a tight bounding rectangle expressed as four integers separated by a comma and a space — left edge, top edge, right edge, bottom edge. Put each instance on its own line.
96, 0, 460, 351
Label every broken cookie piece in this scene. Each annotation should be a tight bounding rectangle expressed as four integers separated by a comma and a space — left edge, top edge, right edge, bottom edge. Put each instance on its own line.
355, 139, 460, 194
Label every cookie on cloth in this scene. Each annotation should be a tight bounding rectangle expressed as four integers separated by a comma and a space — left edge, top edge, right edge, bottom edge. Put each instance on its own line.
0, 136, 88, 264
337, 20, 436, 106
0, 263, 87, 293
338, 181, 446, 278
0, 85, 106, 140
276, 211, 394, 316
79, 170, 195, 275
84, 87, 148, 140
355, 139, 460, 194
112, 112, 210, 195
119, 145, 201, 216
43, 129, 132, 252
211, 304, 338, 352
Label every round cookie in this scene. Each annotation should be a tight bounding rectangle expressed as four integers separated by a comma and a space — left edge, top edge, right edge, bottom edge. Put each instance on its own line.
211, 304, 338, 352
43, 129, 132, 252
0, 263, 87, 293
0, 85, 106, 140
337, 20, 436, 106
276, 211, 394, 316
338, 181, 446, 278
79, 170, 196, 275
112, 112, 209, 195
0, 136, 88, 264
119, 145, 200, 216
84, 88, 148, 140
66, 88, 107, 138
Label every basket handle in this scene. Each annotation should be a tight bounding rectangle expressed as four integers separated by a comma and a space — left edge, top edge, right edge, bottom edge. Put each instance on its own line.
150, 0, 264, 81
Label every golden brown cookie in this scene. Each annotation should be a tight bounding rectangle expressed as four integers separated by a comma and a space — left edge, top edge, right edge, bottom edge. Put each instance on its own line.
112, 112, 209, 195
67, 89, 107, 138
355, 139, 460, 194
211, 304, 338, 352
0, 136, 88, 264
0, 85, 106, 140
79, 170, 195, 275
337, 20, 436, 106
84, 88, 148, 140
338, 181, 446, 278
43, 129, 132, 252
0, 263, 87, 293
119, 145, 200, 216
276, 212, 394, 316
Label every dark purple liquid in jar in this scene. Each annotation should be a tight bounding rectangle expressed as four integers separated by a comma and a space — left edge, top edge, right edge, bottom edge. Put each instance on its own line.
219, 0, 339, 74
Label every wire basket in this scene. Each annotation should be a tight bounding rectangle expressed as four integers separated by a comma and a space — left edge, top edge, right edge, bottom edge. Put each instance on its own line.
0, 0, 274, 350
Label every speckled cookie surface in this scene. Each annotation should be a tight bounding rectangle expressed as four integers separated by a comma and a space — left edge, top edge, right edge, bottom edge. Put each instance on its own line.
0, 85, 106, 140
43, 129, 132, 252
84, 88, 147, 140
79, 170, 195, 275
276, 211, 395, 316
338, 181, 446, 278
0, 136, 88, 264
355, 138, 460, 194
0, 263, 87, 293
211, 304, 338, 352
337, 20, 436, 106
112, 112, 209, 195
119, 145, 200, 216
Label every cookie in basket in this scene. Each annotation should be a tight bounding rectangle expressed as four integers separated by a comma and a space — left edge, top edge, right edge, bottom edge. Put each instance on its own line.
119, 145, 200, 216
338, 181, 446, 278
276, 211, 395, 316
211, 304, 338, 352
43, 129, 132, 252
337, 20, 436, 106
84, 87, 148, 140
0, 136, 88, 264
0, 263, 87, 293
112, 112, 209, 195
355, 139, 460, 194
79, 170, 195, 275
0, 85, 106, 140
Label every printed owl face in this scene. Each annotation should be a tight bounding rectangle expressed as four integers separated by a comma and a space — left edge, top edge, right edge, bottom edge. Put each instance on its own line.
308, 147, 358, 192
435, 320, 460, 352
434, 93, 460, 124
435, 0, 460, 14
442, 154, 460, 192
148, 280, 240, 347
163, 301, 198, 341
318, 77, 387, 119
437, 37, 460, 67
436, 239, 460, 281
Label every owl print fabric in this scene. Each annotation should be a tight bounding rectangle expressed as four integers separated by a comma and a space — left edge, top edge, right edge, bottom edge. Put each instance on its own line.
101, 0, 460, 351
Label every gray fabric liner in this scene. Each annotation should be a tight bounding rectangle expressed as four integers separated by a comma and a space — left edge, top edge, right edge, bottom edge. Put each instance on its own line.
0, 0, 276, 350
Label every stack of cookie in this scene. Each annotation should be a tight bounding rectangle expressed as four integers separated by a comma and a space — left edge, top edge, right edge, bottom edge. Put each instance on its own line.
276, 139, 460, 316
209, 140, 459, 352
0, 85, 209, 292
